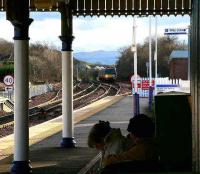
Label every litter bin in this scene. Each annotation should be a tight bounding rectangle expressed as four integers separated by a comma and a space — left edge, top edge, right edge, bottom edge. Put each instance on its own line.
155, 92, 192, 171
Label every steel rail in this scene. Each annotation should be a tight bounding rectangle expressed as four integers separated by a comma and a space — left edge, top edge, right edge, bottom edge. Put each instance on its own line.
74, 83, 94, 98
73, 83, 101, 102
0, 82, 104, 129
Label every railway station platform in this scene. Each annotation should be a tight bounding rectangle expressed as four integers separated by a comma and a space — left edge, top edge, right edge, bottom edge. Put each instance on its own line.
0, 95, 151, 174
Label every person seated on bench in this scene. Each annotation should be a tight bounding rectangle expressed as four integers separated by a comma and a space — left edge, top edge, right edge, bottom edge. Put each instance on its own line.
102, 114, 158, 169
87, 120, 133, 168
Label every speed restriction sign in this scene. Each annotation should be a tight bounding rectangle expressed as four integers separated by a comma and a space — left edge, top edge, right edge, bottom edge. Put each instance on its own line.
3, 75, 14, 86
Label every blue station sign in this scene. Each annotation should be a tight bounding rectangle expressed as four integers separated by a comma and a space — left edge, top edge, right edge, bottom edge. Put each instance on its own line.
164, 28, 187, 35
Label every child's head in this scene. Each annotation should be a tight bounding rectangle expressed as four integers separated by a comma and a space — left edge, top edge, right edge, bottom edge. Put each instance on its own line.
127, 114, 155, 140
88, 120, 111, 150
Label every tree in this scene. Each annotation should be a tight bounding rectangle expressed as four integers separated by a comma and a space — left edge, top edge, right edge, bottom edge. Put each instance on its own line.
0, 39, 13, 60
29, 42, 62, 82
0, 39, 86, 83
116, 36, 187, 81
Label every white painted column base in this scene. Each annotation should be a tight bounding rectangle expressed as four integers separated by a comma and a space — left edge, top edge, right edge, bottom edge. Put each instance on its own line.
11, 40, 32, 174
14, 40, 29, 161
61, 51, 76, 148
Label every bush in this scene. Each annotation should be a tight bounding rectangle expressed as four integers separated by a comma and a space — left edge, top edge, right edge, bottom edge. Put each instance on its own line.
0, 65, 14, 80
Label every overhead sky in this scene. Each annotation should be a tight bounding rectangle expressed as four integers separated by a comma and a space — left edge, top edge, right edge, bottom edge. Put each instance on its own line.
0, 12, 190, 52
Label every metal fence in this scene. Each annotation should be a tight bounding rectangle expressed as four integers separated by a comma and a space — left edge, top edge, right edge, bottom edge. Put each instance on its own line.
0, 83, 53, 102
132, 77, 190, 97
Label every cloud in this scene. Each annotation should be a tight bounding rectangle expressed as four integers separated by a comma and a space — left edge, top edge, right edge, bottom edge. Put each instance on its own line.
73, 15, 190, 52
30, 12, 60, 21
0, 17, 13, 42
29, 18, 61, 47
73, 16, 134, 52
0, 13, 190, 52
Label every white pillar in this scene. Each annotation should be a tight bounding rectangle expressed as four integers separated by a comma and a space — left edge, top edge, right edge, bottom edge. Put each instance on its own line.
154, 16, 158, 95
7, 1, 32, 173
149, 15, 152, 86
14, 40, 29, 161
132, 16, 140, 116
134, 51, 138, 92
188, 26, 190, 81
62, 51, 73, 138
132, 16, 137, 93
61, 50, 75, 147
148, 15, 153, 111
59, 2, 75, 148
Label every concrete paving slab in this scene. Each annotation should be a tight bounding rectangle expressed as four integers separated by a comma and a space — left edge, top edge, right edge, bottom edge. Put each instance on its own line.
0, 96, 151, 174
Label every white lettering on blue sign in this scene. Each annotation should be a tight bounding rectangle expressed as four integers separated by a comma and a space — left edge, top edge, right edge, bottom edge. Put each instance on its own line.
164, 28, 187, 35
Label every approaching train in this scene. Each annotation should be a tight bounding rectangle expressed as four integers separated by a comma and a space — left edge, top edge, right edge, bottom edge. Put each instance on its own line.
98, 67, 117, 82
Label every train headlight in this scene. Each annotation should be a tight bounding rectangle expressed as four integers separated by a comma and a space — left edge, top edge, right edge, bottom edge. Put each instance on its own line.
105, 75, 109, 78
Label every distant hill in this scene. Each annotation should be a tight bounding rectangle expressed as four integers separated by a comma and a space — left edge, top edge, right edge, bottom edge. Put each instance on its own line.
74, 50, 121, 65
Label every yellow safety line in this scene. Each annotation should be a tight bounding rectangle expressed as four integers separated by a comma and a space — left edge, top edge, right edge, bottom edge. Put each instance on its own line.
0, 95, 124, 161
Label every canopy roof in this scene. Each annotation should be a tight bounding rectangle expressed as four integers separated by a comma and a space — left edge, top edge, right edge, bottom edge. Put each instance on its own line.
0, 0, 192, 16
170, 50, 189, 59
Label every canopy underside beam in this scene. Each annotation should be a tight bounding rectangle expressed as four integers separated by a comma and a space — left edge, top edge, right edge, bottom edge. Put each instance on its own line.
72, 0, 192, 16
1, 0, 192, 16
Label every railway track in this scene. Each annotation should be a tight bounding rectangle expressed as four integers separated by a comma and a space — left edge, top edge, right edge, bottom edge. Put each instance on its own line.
0, 81, 122, 137
102, 82, 121, 96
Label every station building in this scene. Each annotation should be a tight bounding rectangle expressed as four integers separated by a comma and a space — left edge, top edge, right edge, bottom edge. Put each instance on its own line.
169, 50, 189, 80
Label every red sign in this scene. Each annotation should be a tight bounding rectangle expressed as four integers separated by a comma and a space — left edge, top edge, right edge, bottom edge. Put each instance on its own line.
131, 78, 155, 90
142, 80, 155, 90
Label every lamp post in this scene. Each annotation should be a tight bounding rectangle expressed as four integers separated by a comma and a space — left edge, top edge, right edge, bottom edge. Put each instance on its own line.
132, 16, 140, 116
146, 62, 149, 77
